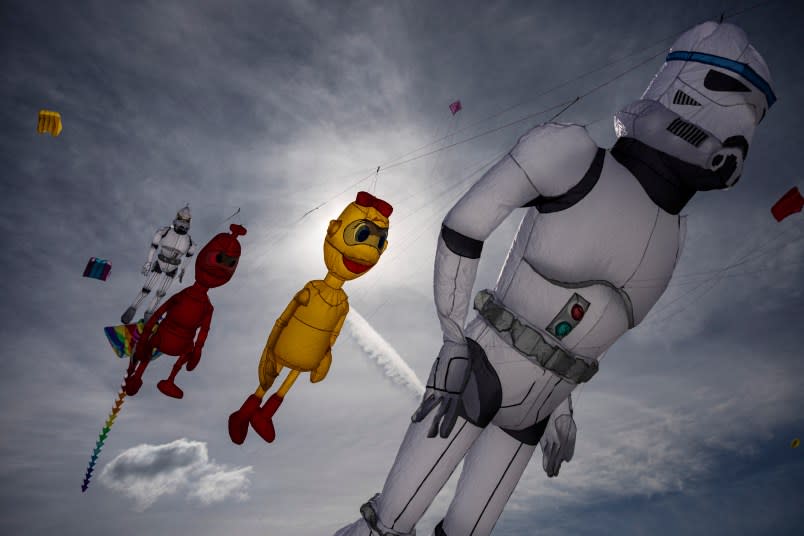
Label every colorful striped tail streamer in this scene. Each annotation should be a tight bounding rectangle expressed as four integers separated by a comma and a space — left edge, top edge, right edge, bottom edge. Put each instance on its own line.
81, 386, 126, 492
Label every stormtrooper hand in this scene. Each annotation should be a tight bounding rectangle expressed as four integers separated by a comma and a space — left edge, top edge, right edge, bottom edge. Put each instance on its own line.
411, 341, 471, 438
141, 262, 152, 276
540, 402, 576, 477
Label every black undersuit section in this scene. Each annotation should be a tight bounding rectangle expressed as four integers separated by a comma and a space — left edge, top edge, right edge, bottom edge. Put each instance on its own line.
610, 137, 736, 214
523, 148, 606, 213
441, 224, 483, 259
435, 520, 447, 536
500, 416, 550, 446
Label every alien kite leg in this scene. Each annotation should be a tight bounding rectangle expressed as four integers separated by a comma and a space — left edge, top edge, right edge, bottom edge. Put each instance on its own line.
123, 224, 246, 399
335, 21, 776, 536
228, 192, 392, 444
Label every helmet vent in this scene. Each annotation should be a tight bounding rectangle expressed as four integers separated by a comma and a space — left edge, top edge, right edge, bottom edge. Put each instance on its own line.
672, 90, 701, 106
667, 118, 709, 147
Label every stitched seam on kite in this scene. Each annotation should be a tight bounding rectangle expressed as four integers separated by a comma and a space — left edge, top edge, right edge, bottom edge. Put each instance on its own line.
508, 152, 540, 192
470, 442, 524, 535
393, 420, 468, 527
501, 381, 536, 408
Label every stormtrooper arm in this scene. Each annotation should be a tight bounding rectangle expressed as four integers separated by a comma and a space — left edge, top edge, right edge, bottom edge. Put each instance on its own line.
414, 139, 542, 437
435, 150, 542, 345
146, 227, 169, 265
417, 124, 595, 437
186, 238, 196, 258
436, 122, 601, 343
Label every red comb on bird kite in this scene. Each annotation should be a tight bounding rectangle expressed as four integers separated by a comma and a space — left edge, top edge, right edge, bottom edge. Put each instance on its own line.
355, 191, 393, 217
771, 187, 803, 222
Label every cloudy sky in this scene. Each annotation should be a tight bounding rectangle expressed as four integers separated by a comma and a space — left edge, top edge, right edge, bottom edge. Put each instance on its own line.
1, 0, 803, 535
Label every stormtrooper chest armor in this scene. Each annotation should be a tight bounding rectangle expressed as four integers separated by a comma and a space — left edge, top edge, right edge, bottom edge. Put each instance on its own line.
158, 229, 192, 265
493, 152, 684, 360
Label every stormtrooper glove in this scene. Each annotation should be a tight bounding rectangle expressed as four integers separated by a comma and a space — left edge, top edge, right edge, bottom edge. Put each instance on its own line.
540, 396, 577, 477
411, 340, 471, 438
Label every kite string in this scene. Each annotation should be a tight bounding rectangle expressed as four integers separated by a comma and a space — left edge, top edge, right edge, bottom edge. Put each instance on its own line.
638, 225, 804, 327
258, 0, 781, 230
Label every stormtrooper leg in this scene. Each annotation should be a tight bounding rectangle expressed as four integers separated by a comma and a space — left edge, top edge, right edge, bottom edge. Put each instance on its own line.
122, 270, 160, 323
334, 412, 483, 536
143, 272, 175, 320
437, 424, 539, 536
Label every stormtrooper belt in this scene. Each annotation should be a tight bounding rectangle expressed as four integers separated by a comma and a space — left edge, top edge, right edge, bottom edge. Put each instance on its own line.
474, 290, 598, 384
157, 253, 181, 265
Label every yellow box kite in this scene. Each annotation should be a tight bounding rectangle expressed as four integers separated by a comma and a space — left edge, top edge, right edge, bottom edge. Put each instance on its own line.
37, 109, 62, 137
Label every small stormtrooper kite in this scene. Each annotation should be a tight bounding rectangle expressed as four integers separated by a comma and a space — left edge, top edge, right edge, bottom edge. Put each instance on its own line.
336, 21, 776, 536
121, 206, 195, 324
228, 191, 392, 444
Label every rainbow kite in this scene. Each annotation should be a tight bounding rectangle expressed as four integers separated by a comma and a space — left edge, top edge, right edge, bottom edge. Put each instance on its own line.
104, 321, 162, 360
81, 387, 126, 492
82, 323, 162, 492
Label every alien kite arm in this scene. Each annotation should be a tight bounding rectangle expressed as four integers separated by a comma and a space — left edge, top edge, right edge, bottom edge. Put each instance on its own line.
193, 303, 214, 353
258, 287, 311, 387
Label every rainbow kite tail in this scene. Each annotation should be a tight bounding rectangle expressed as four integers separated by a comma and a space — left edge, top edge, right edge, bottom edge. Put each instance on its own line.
81, 386, 126, 492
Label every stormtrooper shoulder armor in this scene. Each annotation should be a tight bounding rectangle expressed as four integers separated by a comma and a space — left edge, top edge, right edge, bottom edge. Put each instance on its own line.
510, 123, 601, 197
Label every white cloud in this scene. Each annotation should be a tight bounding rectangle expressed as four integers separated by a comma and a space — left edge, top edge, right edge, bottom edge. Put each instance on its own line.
99, 438, 253, 511
188, 466, 253, 506
345, 307, 425, 398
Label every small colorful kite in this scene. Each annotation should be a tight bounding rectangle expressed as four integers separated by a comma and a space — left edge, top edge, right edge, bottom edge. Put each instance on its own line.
37, 109, 62, 137
81, 387, 126, 492
771, 186, 803, 222
449, 100, 462, 115
83, 257, 112, 281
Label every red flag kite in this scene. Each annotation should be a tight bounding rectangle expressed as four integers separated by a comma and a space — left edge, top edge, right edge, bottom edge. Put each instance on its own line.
449, 100, 462, 115
771, 187, 803, 222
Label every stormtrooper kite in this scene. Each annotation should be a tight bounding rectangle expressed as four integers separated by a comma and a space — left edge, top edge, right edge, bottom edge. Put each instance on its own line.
335, 21, 776, 536
121, 206, 195, 324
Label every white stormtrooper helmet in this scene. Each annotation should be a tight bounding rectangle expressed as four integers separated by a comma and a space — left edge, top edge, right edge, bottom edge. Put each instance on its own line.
173, 205, 192, 234
614, 21, 775, 189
